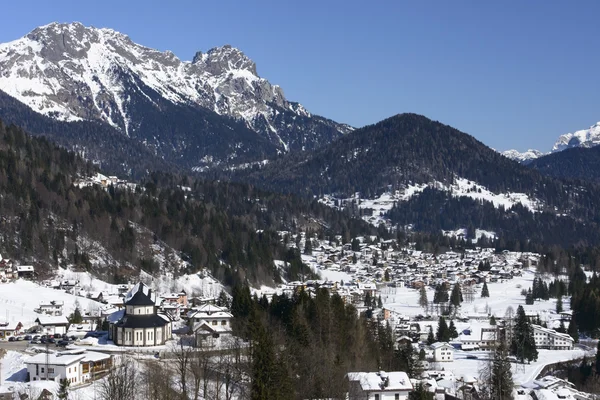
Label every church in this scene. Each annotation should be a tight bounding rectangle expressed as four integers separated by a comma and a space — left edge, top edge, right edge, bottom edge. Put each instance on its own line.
109, 282, 172, 346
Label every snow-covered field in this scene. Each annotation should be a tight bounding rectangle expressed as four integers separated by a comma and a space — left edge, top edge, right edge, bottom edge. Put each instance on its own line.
0, 280, 104, 327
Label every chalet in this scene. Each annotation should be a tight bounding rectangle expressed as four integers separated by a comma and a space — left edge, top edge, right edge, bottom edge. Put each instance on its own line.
347, 371, 413, 400
35, 300, 64, 316
16, 265, 34, 279
0, 321, 23, 339
193, 320, 233, 348
187, 304, 233, 330
35, 316, 69, 335
26, 350, 112, 385
430, 342, 454, 362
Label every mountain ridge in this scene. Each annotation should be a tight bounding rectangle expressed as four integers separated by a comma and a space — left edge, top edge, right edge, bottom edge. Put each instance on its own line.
0, 22, 351, 172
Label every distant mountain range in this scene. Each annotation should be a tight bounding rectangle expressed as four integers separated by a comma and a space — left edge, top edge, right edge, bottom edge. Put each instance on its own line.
502, 121, 600, 163
0, 22, 351, 175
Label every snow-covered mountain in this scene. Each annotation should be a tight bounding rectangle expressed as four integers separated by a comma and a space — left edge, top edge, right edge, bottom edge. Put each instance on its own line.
501, 149, 545, 163
552, 121, 600, 152
503, 121, 600, 163
0, 22, 351, 171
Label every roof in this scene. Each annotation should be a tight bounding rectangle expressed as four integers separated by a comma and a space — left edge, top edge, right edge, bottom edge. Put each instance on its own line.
347, 371, 413, 391
35, 316, 69, 326
124, 282, 156, 306
114, 314, 170, 329
26, 353, 85, 366
193, 321, 232, 334
16, 265, 34, 272
431, 342, 454, 350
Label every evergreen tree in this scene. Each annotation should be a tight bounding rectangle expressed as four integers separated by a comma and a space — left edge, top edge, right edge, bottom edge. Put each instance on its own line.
490, 342, 514, 400
511, 305, 538, 363
448, 320, 459, 339
450, 284, 463, 308
426, 326, 435, 345
433, 284, 449, 304
364, 291, 372, 308
436, 317, 449, 342
556, 295, 563, 313
557, 320, 566, 333
481, 281, 490, 298
568, 317, 579, 343
525, 288, 534, 305
419, 286, 428, 311
419, 348, 426, 361
57, 378, 70, 400
68, 305, 83, 324
490, 315, 497, 325
409, 383, 434, 400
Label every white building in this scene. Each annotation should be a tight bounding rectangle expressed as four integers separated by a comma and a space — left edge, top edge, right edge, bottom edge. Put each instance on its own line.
187, 304, 233, 329
430, 342, 454, 362
347, 371, 413, 400
35, 316, 69, 335
108, 282, 172, 346
35, 300, 64, 316
532, 325, 574, 350
25, 350, 111, 385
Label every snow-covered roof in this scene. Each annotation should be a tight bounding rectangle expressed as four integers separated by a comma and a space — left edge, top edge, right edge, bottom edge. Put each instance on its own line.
26, 353, 85, 366
347, 371, 413, 391
35, 316, 69, 325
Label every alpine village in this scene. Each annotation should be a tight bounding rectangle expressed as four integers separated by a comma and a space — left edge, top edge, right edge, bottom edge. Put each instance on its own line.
1, 8, 600, 400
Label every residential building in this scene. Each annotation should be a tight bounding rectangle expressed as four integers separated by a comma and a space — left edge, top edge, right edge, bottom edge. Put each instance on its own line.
347, 371, 413, 400
532, 325, 574, 350
0, 321, 22, 339
430, 342, 454, 362
187, 304, 233, 330
25, 350, 111, 385
35, 300, 64, 316
16, 265, 34, 279
108, 282, 172, 346
35, 316, 69, 335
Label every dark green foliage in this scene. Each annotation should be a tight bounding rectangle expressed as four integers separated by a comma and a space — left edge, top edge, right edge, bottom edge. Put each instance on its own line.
450, 284, 463, 308
409, 383, 434, 400
568, 317, 579, 343
510, 305, 538, 363
237, 113, 600, 248
426, 326, 435, 345
490, 315, 496, 325
433, 284, 449, 304
436, 316, 450, 342
490, 342, 514, 400
528, 145, 600, 183
0, 119, 377, 284
556, 295, 563, 313
482, 281, 490, 297
68, 306, 83, 324
57, 378, 70, 400
448, 320, 458, 339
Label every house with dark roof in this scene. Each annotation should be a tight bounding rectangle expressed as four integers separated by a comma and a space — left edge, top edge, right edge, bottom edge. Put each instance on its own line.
108, 282, 172, 346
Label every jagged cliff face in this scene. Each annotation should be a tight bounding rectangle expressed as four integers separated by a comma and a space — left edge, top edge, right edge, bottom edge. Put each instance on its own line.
0, 22, 351, 169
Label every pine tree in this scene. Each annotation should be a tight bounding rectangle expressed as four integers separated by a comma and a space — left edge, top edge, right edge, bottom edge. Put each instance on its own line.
556, 295, 563, 313
426, 326, 435, 345
448, 320, 459, 339
364, 291, 372, 308
57, 378, 70, 400
511, 305, 538, 363
490, 315, 497, 325
419, 286, 428, 311
450, 284, 463, 308
69, 305, 83, 324
568, 317, 579, 343
409, 383, 434, 400
481, 281, 490, 298
490, 342, 514, 400
377, 295, 383, 309
436, 316, 449, 342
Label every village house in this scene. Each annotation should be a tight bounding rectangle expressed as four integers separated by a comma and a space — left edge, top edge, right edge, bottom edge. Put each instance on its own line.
347, 371, 413, 400
16, 265, 34, 279
430, 342, 454, 362
108, 282, 172, 346
187, 304, 233, 328
35, 316, 69, 335
0, 321, 23, 339
35, 300, 64, 316
25, 350, 111, 385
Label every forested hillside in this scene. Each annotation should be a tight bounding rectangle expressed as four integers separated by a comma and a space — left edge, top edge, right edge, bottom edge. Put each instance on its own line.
528, 145, 600, 183
0, 119, 376, 286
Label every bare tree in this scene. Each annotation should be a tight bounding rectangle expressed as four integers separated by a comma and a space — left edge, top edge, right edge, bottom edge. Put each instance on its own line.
142, 360, 175, 400
98, 356, 139, 400
172, 336, 195, 399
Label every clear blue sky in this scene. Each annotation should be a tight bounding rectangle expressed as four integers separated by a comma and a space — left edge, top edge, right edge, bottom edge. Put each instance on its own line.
2, 0, 600, 152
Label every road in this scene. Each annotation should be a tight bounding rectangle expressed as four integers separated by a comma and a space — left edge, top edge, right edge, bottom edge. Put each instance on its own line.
0, 340, 29, 352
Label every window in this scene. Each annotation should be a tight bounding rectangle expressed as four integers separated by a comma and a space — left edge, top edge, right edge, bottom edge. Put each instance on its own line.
221, 320, 226, 325
212, 321, 217, 326
375, 395, 380, 400
41, 367, 45, 373
48, 368, 54, 374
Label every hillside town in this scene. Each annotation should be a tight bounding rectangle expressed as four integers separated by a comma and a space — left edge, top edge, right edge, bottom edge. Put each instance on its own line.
0, 231, 591, 400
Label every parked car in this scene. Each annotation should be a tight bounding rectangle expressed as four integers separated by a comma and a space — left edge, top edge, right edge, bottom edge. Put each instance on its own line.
32, 335, 40, 340
30, 339, 41, 344
40, 338, 47, 344
53, 334, 62, 339
24, 335, 32, 341
16, 336, 24, 341
8, 337, 16, 342
56, 340, 69, 347
47, 338, 56, 344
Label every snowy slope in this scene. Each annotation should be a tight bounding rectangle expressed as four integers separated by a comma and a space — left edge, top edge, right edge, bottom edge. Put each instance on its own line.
502, 149, 545, 163
0, 22, 351, 153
